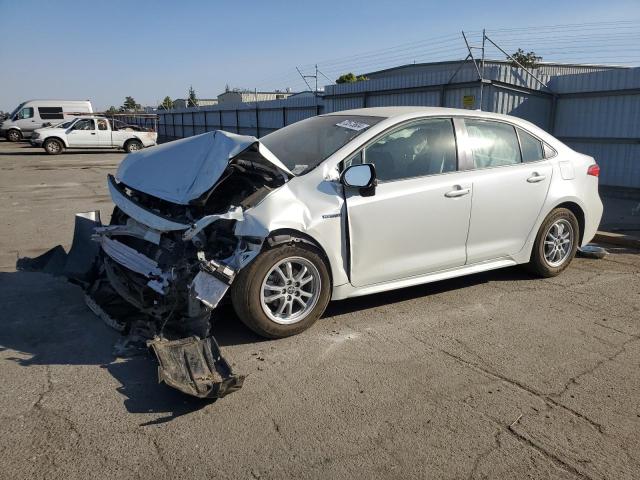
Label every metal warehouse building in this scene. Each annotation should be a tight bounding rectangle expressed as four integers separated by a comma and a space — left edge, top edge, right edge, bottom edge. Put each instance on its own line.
153, 60, 640, 190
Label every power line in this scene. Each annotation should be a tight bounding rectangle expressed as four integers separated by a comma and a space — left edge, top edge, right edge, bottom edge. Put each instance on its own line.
478, 19, 640, 33
297, 32, 463, 70
248, 19, 640, 92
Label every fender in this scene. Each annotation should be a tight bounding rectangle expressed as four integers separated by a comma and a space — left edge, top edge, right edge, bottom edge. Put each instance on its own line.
234, 173, 350, 287
514, 195, 589, 264
42, 135, 69, 148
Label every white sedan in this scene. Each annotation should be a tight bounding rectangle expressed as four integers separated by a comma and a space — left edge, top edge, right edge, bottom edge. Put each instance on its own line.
91, 106, 603, 340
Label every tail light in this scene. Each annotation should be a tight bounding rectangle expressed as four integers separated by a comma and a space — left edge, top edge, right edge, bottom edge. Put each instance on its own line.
587, 164, 600, 177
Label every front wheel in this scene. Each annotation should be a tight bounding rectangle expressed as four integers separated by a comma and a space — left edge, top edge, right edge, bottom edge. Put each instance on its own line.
527, 208, 579, 277
231, 244, 331, 338
43, 138, 64, 155
124, 139, 143, 153
6, 129, 22, 142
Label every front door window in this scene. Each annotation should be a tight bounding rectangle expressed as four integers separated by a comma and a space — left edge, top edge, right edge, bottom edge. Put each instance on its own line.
364, 118, 457, 181
17, 107, 34, 120
73, 119, 95, 131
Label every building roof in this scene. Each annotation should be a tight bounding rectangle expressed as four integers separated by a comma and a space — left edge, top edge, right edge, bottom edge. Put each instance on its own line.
220, 91, 292, 95
363, 58, 629, 77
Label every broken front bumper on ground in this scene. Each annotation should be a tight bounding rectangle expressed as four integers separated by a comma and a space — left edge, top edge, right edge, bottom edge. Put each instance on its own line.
19, 209, 248, 399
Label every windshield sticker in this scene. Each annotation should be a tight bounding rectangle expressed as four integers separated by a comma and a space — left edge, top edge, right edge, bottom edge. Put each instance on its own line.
335, 120, 370, 131
291, 164, 308, 175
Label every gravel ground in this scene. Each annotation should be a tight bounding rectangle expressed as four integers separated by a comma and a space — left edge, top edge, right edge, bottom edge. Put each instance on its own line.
1, 139, 639, 480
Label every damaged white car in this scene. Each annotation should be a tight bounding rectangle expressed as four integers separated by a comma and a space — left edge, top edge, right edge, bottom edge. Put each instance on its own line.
23, 106, 603, 399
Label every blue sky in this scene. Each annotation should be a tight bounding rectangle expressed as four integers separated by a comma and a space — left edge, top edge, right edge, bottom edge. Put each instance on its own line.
1, 0, 639, 111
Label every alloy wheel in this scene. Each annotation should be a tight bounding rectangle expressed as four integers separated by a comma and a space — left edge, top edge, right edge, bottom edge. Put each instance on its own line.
260, 257, 321, 325
543, 219, 574, 267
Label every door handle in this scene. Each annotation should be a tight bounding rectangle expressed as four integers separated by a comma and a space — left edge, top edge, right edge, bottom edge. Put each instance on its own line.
445, 187, 471, 198
91, 132, 96, 135
527, 173, 546, 183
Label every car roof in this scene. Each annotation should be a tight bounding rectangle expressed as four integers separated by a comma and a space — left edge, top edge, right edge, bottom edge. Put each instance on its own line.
325, 106, 552, 137
321, 106, 565, 149
325, 106, 516, 121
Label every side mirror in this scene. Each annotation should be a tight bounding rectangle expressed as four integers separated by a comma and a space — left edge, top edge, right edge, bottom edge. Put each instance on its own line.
341, 163, 377, 196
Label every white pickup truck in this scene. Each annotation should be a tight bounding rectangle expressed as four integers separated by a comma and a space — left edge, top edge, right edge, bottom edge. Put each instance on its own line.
30, 116, 158, 154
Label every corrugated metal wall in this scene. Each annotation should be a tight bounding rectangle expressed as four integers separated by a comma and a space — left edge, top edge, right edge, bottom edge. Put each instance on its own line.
156, 96, 322, 139
153, 65, 640, 188
488, 86, 552, 130
551, 68, 640, 187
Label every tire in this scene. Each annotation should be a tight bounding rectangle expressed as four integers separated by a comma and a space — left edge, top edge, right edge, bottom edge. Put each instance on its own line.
124, 139, 143, 153
527, 208, 579, 277
231, 244, 331, 338
6, 129, 21, 142
43, 138, 64, 155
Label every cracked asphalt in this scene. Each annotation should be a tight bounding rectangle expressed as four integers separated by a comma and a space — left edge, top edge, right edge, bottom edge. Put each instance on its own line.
1, 140, 639, 479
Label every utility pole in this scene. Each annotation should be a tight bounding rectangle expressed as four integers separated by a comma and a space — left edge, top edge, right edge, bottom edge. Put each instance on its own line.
461, 30, 484, 110
296, 66, 319, 97
481, 29, 486, 109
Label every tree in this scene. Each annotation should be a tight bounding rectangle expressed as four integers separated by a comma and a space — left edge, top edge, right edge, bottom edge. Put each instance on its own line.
335, 73, 368, 84
509, 49, 542, 69
122, 96, 140, 111
159, 96, 173, 110
188, 86, 197, 107
105, 106, 119, 115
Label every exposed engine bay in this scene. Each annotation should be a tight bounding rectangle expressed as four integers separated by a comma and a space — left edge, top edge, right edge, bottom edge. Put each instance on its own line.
18, 131, 294, 399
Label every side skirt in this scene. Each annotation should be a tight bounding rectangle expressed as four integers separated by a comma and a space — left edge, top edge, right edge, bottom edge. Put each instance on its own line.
331, 258, 517, 300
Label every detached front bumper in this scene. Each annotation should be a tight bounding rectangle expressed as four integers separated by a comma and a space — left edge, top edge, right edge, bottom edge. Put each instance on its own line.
18, 210, 246, 400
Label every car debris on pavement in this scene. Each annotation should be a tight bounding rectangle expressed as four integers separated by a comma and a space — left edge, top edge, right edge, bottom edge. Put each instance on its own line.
16, 130, 293, 399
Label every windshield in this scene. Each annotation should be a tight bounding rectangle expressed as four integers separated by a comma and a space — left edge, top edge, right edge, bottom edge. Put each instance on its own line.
9, 102, 26, 119
57, 119, 77, 129
260, 115, 382, 174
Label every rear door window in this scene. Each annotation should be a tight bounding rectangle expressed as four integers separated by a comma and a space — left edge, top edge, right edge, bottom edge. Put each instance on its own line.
464, 119, 521, 168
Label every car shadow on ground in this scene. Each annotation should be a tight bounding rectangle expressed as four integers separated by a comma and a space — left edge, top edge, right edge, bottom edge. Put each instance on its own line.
0, 266, 536, 424
324, 265, 536, 317
0, 271, 223, 424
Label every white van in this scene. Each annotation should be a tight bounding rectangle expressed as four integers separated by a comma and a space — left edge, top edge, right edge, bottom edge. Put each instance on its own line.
1, 100, 93, 141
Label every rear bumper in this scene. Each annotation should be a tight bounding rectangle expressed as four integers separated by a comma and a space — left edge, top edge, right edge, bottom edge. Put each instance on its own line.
582, 186, 604, 246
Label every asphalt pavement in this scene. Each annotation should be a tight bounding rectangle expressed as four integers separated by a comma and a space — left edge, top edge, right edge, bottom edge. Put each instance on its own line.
1, 140, 639, 480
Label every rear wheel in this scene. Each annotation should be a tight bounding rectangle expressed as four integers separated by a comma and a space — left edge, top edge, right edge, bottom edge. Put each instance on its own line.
6, 129, 21, 142
231, 244, 331, 338
527, 208, 579, 277
43, 138, 64, 155
124, 139, 143, 153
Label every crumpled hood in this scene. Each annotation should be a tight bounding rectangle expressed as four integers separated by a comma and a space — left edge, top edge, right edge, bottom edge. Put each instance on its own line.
116, 130, 293, 205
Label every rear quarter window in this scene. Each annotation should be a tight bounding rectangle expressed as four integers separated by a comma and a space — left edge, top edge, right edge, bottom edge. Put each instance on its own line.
517, 128, 544, 162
